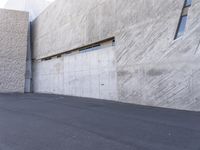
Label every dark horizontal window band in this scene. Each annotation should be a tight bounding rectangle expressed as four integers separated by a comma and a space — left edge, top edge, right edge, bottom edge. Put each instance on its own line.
34, 37, 115, 62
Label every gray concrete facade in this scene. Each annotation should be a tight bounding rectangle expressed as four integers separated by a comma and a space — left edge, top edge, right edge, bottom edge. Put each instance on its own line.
31, 0, 200, 111
0, 9, 29, 93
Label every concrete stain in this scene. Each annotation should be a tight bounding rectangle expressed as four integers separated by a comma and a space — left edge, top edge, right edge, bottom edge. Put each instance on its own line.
147, 68, 167, 76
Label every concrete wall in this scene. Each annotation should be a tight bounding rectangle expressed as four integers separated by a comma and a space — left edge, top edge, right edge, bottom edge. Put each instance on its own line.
33, 44, 118, 100
32, 0, 200, 111
116, 0, 200, 111
0, 9, 29, 93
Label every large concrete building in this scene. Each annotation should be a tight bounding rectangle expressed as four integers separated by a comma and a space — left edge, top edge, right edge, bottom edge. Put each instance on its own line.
0, 9, 29, 93
0, 0, 200, 111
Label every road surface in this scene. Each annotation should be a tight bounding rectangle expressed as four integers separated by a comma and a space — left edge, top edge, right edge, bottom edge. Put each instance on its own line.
0, 93, 199, 150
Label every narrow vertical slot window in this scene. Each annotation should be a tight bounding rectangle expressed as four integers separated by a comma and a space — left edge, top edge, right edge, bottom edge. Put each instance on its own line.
175, 15, 188, 39
174, 0, 192, 39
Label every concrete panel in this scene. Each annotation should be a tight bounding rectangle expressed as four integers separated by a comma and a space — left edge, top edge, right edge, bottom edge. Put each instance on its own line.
33, 57, 64, 94
0, 9, 28, 93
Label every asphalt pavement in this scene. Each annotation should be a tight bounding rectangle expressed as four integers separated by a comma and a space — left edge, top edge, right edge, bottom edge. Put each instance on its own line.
0, 93, 200, 150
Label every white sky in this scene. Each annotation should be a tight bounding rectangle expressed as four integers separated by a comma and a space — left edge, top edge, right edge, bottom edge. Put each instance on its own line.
0, 0, 56, 20
0, 0, 55, 8
0, 0, 8, 8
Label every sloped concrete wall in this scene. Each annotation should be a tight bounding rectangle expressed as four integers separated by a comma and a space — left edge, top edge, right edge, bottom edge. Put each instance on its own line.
0, 9, 29, 93
116, 0, 200, 110
32, 0, 200, 111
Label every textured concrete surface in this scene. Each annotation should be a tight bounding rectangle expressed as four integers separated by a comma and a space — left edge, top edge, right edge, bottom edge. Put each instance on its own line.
32, 0, 200, 111
116, 0, 200, 111
0, 9, 29, 93
0, 93, 200, 150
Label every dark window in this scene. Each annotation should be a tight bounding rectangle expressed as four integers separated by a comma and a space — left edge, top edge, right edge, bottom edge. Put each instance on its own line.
185, 0, 192, 6
174, 0, 192, 39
